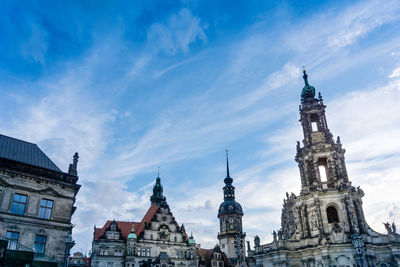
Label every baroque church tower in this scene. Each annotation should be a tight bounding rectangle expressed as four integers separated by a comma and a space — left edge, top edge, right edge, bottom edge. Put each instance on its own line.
218, 151, 246, 267
247, 70, 400, 267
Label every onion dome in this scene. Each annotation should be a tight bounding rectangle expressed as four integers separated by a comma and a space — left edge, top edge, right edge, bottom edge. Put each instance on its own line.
301, 70, 316, 102
188, 232, 196, 244
127, 225, 137, 239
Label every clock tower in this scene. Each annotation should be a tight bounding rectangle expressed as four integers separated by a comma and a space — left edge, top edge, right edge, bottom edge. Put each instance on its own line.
218, 150, 246, 267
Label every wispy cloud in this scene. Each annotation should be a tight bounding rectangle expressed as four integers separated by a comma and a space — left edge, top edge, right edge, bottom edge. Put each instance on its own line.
1, 0, 400, 253
147, 8, 207, 55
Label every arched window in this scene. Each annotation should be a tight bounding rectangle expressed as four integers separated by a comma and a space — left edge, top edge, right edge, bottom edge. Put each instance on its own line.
327, 206, 339, 223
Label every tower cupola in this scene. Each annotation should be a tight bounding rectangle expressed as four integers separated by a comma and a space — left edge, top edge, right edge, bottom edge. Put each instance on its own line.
301, 69, 316, 102
150, 175, 166, 205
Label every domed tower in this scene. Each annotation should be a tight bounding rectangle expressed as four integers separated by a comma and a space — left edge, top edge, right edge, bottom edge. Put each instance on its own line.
218, 150, 246, 267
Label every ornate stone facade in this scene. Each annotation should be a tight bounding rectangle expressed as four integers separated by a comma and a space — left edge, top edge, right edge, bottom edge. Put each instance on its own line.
247, 71, 400, 267
0, 134, 81, 266
218, 151, 246, 267
91, 176, 198, 267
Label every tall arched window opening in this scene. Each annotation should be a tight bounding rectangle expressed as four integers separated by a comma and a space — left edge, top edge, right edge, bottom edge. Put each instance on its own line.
327, 206, 339, 223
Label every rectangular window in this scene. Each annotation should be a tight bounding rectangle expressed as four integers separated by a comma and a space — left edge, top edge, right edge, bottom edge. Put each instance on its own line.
6, 231, 19, 250
34, 235, 47, 253
318, 166, 327, 182
39, 199, 53, 219
114, 249, 123, 256
11, 193, 27, 215
146, 248, 150, 257
311, 121, 318, 132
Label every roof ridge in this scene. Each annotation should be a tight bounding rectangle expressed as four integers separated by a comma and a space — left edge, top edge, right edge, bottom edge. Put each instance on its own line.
0, 133, 63, 172
0, 134, 37, 146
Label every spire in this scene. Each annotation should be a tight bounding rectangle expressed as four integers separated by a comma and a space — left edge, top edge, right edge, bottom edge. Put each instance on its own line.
68, 152, 79, 176
224, 149, 233, 185
226, 149, 230, 178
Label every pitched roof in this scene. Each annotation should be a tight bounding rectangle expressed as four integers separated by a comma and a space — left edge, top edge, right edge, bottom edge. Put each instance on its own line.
197, 247, 229, 266
0, 134, 62, 172
136, 202, 159, 236
93, 203, 160, 241
94, 221, 141, 240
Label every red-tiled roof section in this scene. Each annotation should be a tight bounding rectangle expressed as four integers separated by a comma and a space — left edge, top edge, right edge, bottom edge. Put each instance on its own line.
136, 202, 159, 236
197, 248, 213, 259
93, 221, 140, 240
196, 247, 229, 266
93, 203, 160, 241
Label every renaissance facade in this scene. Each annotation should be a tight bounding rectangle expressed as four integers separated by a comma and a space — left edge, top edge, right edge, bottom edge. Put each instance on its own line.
0, 134, 81, 266
91, 176, 198, 267
246, 71, 400, 266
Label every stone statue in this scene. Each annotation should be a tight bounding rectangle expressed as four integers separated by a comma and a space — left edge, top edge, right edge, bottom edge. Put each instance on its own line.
272, 230, 277, 242
384, 222, 392, 234
246, 241, 251, 251
254, 235, 260, 247
392, 222, 397, 233
277, 229, 283, 240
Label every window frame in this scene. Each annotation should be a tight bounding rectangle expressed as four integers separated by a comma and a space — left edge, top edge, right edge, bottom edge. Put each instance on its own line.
6, 231, 19, 250
11, 193, 27, 216
39, 199, 54, 220
34, 235, 47, 254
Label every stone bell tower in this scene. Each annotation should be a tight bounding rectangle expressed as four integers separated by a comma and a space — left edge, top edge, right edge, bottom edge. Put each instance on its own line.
246, 70, 400, 267
296, 70, 349, 195
218, 150, 246, 267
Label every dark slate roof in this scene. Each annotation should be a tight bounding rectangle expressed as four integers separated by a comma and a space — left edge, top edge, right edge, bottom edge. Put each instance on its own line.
0, 134, 62, 172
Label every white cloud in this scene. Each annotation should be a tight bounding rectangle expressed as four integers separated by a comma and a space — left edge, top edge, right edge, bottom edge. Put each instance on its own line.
327, 0, 400, 48
147, 8, 207, 55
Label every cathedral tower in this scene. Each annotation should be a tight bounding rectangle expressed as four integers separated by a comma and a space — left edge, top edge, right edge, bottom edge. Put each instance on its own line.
247, 70, 400, 267
218, 150, 246, 267
296, 70, 349, 195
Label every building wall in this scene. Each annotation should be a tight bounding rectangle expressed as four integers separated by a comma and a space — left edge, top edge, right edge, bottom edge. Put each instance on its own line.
0, 169, 79, 265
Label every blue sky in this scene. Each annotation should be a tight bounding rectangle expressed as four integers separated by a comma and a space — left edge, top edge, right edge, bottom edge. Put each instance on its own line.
1, 0, 400, 253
